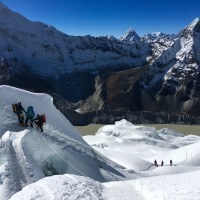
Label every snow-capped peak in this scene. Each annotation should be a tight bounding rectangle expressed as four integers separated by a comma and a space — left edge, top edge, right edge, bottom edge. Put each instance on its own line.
107, 35, 118, 41
153, 32, 164, 36
181, 18, 200, 36
143, 32, 166, 41
187, 18, 200, 30
151, 32, 165, 37
0, 2, 150, 77
120, 28, 140, 44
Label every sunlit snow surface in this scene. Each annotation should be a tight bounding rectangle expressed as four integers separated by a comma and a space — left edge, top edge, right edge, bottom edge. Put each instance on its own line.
0, 85, 200, 200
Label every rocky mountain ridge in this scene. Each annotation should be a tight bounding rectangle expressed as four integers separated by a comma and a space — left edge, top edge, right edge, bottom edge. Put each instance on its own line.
0, 2, 200, 121
0, 3, 150, 76
78, 18, 200, 115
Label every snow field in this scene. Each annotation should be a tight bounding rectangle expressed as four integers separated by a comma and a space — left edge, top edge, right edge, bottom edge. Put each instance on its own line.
0, 85, 200, 199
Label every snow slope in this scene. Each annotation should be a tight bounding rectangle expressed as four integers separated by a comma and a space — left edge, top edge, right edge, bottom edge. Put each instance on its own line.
1, 85, 200, 199
0, 85, 136, 200
11, 120, 200, 200
9, 175, 105, 200
0, 85, 84, 141
104, 169, 200, 200
9, 167, 200, 200
84, 119, 200, 169
0, 2, 150, 76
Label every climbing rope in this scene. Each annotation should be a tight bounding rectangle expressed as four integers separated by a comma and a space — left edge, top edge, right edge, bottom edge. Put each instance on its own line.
36, 130, 88, 177
32, 121, 104, 169
139, 164, 154, 171
11, 103, 103, 170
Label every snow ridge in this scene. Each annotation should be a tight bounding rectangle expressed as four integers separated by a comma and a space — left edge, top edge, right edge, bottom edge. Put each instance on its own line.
0, 3, 150, 76
0, 85, 139, 200
119, 28, 140, 44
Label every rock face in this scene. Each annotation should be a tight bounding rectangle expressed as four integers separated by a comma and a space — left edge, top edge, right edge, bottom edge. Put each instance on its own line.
1, 2, 200, 118
140, 18, 200, 114
120, 28, 140, 44
79, 19, 200, 115
0, 3, 150, 74
0, 2, 150, 102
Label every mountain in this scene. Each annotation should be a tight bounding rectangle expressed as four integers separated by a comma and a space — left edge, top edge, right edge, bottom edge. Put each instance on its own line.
142, 32, 178, 57
119, 28, 140, 44
0, 2, 151, 103
141, 18, 200, 113
0, 2, 200, 122
77, 18, 200, 116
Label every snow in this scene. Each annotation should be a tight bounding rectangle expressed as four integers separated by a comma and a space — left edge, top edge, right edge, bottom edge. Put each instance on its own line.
84, 119, 200, 168
104, 169, 200, 200
186, 18, 200, 31
0, 2, 200, 198
0, 85, 135, 200
10, 175, 105, 200
9, 169, 200, 200
142, 16, 200, 91
0, 85, 82, 141
120, 28, 140, 44
0, 86, 200, 199
83, 119, 200, 199
132, 170, 200, 200
0, 2, 150, 76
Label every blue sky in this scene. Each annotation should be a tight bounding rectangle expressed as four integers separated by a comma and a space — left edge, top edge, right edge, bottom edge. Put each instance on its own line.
1, 0, 200, 38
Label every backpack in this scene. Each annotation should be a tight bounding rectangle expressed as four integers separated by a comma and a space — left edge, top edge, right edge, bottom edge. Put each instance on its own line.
41, 114, 46, 123
19, 113, 24, 119
12, 104, 17, 113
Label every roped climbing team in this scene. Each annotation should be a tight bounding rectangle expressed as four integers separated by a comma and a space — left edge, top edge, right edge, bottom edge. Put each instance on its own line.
12, 102, 46, 132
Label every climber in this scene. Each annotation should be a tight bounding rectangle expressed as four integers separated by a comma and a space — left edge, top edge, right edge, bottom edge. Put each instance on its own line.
154, 159, 158, 167
12, 102, 25, 125
170, 159, 173, 166
33, 114, 44, 132
25, 106, 35, 127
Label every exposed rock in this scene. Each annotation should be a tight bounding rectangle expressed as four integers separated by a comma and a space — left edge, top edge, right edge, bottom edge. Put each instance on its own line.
1, 3, 200, 121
